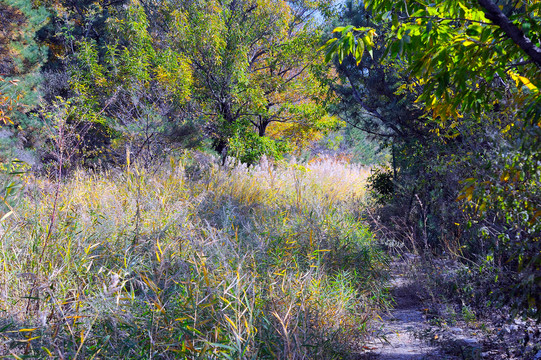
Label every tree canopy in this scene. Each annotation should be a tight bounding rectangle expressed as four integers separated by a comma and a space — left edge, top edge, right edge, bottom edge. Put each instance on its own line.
327, 0, 541, 118
325, 0, 541, 315
58, 0, 340, 164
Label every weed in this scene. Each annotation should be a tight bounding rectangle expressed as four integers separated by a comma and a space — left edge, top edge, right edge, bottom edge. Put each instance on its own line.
0, 153, 385, 359
461, 305, 477, 325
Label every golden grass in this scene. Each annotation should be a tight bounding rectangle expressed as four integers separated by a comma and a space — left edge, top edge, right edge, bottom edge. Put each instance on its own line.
0, 153, 384, 359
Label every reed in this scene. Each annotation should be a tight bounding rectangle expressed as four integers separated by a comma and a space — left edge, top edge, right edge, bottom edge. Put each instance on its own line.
0, 153, 386, 359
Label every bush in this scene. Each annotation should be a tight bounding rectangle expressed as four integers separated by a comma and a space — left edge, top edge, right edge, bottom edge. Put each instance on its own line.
367, 165, 394, 205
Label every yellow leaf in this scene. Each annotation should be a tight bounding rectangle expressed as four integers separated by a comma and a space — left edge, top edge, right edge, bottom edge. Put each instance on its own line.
19, 336, 40, 342
508, 71, 538, 92
18, 328, 37, 332
154, 300, 165, 314
224, 314, 237, 330
518, 76, 538, 91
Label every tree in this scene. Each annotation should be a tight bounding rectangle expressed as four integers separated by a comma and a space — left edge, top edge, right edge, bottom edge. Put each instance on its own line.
60, 0, 340, 164
57, 1, 196, 166
0, 0, 48, 105
325, 2, 470, 251
0, 0, 49, 157
328, 0, 541, 115
326, 0, 541, 316
324, 1, 424, 158
163, 0, 340, 162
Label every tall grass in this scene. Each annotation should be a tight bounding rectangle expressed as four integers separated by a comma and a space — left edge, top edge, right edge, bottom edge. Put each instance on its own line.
0, 153, 386, 359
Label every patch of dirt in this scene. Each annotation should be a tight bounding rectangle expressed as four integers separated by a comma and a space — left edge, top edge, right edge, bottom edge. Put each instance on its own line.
359, 258, 465, 359
358, 255, 541, 360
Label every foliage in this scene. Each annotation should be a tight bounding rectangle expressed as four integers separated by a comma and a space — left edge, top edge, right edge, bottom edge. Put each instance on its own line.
0, 0, 48, 109
0, 77, 21, 125
26, 0, 344, 165
72, 3, 192, 103
332, 0, 540, 118
0, 0, 49, 159
64, 1, 194, 165
367, 165, 393, 205
325, 0, 541, 316
322, 0, 423, 167
365, 0, 540, 116
34, 98, 112, 173
229, 127, 290, 165
163, 0, 340, 161
323, 1, 449, 248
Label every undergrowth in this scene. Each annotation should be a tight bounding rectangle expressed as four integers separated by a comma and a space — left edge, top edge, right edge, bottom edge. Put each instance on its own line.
0, 154, 387, 359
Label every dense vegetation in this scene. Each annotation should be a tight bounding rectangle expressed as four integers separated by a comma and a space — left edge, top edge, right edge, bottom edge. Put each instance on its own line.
326, 0, 540, 317
0, 0, 539, 358
0, 156, 386, 358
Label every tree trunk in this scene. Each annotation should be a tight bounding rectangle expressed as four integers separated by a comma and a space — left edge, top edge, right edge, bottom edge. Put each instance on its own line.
258, 119, 269, 137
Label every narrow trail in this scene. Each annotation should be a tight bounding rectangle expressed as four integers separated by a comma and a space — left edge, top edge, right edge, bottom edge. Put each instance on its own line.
360, 259, 460, 360
357, 257, 541, 360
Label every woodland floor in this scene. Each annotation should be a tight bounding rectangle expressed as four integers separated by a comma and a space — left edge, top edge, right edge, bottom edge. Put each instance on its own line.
358, 257, 541, 360
359, 259, 460, 360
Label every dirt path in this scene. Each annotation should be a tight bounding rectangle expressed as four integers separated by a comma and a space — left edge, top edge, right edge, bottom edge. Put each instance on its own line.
360, 260, 460, 360
357, 257, 541, 360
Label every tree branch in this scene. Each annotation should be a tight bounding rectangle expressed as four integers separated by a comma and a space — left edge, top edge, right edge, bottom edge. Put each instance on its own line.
477, 0, 541, 68
338, 115, 394, 138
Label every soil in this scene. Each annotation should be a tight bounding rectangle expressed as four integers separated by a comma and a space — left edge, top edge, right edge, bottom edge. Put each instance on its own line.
358, 256, 541, 360
359, 259, 459, 359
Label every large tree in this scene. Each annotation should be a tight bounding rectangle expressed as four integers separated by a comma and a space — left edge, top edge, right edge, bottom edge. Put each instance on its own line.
64, 0, 339, 164
69, 2, 194, 165
163, 0, 339, 162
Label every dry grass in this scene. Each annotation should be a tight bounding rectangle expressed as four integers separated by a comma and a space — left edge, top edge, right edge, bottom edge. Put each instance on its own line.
0, 153, 386, 359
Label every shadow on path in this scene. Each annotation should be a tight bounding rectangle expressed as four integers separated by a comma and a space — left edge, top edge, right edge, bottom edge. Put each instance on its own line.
359, 260, 460, 360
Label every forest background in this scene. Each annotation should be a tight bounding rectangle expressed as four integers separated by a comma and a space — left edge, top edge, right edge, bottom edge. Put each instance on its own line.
0, 0, 539, 358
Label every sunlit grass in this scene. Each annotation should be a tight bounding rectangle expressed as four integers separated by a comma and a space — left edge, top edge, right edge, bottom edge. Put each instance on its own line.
0, 153, 385, 359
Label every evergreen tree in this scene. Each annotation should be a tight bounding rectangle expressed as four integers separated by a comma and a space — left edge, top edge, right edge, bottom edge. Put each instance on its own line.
0, 0, 49, 159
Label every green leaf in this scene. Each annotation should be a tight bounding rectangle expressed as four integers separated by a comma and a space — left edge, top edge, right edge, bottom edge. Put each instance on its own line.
319, 37, 337, 52
355, 40, 365, 64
